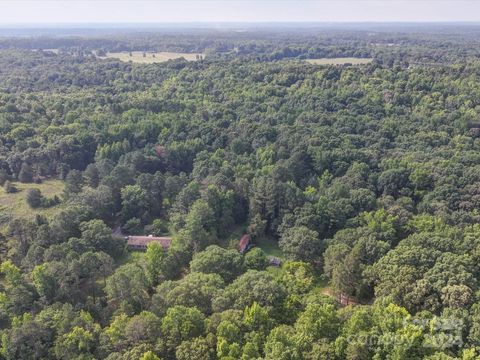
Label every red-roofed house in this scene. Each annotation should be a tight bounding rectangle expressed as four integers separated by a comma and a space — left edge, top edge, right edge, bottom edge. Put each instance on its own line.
126, 235, 172, 251
239, 234, 251, 254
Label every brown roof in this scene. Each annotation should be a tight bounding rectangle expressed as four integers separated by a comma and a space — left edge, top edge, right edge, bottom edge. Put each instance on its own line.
239, 234, 250, 253
127, 235, 172, 249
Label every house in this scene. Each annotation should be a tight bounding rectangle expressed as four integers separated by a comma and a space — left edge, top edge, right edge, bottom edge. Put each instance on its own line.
126, 235, 172, 251
239, 234, 252, 254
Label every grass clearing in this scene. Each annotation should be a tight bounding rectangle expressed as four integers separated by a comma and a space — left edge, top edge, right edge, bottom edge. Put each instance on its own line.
0, 179, 64, 222
116, 250, 145, 267
256, 236, 283, 258
305, 57, 373, 65
101, 51, 204, 64
216, 225, 248, 251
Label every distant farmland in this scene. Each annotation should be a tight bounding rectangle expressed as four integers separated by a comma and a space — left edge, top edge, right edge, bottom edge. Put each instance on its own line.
101, 51, 204, 63
305, 57, 373, 65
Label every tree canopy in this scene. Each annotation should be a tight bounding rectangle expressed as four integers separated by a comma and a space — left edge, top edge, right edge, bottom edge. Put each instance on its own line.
0, 26, 479, 359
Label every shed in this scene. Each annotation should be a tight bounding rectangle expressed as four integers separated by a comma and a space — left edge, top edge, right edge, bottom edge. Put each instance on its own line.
268, 256, 282, 267
126, 235, 172, 251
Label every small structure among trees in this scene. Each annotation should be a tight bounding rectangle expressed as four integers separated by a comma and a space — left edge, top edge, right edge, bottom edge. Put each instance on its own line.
239, 234, 252, 254
268, 256, 282, 267
126, 235, 171, 251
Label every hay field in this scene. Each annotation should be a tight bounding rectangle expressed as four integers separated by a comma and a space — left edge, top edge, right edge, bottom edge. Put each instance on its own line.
0, 179, 64, 222
305, 57, 373, 65
102, 51, 204, 63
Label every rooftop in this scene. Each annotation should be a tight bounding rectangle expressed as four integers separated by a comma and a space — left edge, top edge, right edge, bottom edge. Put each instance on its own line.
127, 235, 172, 249
239, 234, 251, 253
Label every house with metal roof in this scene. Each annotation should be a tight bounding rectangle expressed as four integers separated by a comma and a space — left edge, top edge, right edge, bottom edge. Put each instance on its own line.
126, 235, 172, 250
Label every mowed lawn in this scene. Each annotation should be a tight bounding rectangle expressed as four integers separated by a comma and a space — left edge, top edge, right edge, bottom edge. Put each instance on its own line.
305, 57, 373, 65
220, 227, 285, 258
102, 51, 204, 63
0, 179, 64, 221
256, 236, 283, 258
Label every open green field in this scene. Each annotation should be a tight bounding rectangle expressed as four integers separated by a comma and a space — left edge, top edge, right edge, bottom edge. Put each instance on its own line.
0, 179, 64, 222
116, 250, 145, 267
218, 226, 284, 259
101, 51, 204, 63
256, 236, 283, 258
305, 57, 373, 65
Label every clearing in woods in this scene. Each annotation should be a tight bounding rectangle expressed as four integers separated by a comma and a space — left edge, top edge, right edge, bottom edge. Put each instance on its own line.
0, 179, 64, 223
102, 51, 204, 63
305, 57, 373, 65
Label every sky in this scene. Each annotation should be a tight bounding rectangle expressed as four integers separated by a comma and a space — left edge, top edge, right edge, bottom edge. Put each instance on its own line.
2, 1, 480, 25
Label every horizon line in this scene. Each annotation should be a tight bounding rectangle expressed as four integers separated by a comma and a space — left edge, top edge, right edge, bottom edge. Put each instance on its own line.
2, 21, 480, 27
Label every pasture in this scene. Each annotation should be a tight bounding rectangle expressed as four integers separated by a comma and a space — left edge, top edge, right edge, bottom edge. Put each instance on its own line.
305, 57, 373, 65
0, 179, 64, 222
101, 51, 204, 63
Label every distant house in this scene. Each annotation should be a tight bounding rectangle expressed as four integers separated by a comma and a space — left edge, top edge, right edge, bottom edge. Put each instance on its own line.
239, 234, 252, 254
126, 235, 172, 251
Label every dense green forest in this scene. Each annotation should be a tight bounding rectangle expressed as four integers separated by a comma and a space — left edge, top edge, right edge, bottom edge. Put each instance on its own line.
1, 26, 480, 359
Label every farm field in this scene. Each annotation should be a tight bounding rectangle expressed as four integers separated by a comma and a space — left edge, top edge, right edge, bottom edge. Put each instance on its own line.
101, 51, 204, 63
305, 57, 373, 65
0, 179, 64, 222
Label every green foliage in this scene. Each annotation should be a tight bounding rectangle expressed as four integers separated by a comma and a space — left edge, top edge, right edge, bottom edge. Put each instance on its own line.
121, 184, 148, 222
140, 351, 161, 360
18, 163, 33, 183
0, 170, 9, 186
152, 272, 224, 315
161, 306, 205, 354
145, 242, 166, 287
178, 199, 217, 252
122, 217, 143, 235
281, 261, 315, 295
294, 303, 340, 348
190, 245, 244, 283
176, 336, 215, 360
64, 169, 84, 199
26, 188, 42, 208
243, 247, 269, 271
148, 218, 169, 236
2, 29, 480, 359
80, 219, 124, 257
264, 325, 300, 360
3, 180, 16, 193
213, 270, 287, 312
31, 263, 58, 302
279, 226, 322, 263
105, 264, 149, 315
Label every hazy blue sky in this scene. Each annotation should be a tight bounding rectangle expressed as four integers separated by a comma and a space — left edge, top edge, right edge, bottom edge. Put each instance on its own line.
2, 1, 480, 24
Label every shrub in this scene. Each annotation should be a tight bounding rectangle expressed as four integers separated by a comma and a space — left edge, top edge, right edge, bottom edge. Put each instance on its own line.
4, 181, 17, 194
26, 188, 43, 208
